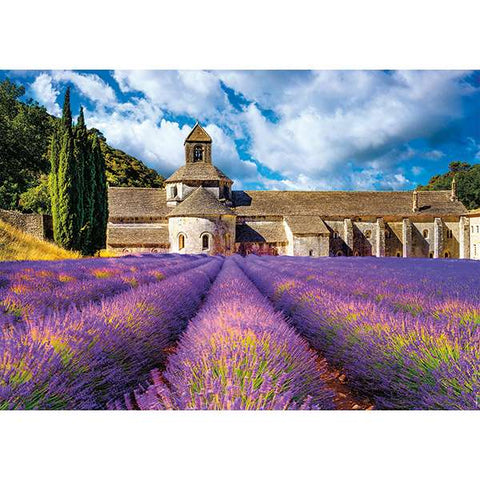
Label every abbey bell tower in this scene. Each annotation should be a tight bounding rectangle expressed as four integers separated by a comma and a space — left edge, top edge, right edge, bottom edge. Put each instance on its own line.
165, 122, 233, 207
184, 122, 212, 164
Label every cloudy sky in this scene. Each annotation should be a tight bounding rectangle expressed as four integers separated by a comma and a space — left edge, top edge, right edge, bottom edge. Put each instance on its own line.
2, 70, 480, 191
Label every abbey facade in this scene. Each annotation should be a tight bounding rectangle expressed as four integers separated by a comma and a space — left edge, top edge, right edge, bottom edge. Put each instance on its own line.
107, 123, 476, 259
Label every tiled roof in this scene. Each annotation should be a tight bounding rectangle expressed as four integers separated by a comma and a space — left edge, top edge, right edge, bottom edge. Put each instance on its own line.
232, 190, 468, 217
467, 208, 480, 216
285, 216, 329, 235
167, 187, 235, 217
165, 163, 232, 183
107, 224, 169, 246
108, 187, 170, 218
184, 123, 212, 143
235, 221, 287, 243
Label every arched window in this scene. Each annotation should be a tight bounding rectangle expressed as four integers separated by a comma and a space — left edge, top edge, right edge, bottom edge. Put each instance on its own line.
354, 251, 360, 256
446, 229, 453, 239
385, 230, 392, 239
170, 185, 178, 198
201, 233, 210, 250
444, 251, 450, 258
365, 230, 372, 239
332, 231, 339, 239
423, 229, 429, 239
429, 252, 434, 258
336, 251, 343, 256
396, 252, 401, 257
178, 234, 185, 251
193, 145, 203, 162
224, 233, 231, 250
309, 249, 314, 257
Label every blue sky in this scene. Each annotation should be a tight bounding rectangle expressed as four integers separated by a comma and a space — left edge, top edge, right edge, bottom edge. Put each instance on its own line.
2, 70, 480, 191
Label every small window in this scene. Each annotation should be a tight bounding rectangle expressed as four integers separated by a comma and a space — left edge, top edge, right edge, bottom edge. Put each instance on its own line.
474, 244, 477, 256
170, 186, 178, 198
429, 252, 434, 258
365, 230, 372, 239
224, 233, 231, 250
332, 231, 339, 239
446, 229, 453, 239
385, 230, 392, 239
202, 233, 210, 250
193, 145, 203, 162
477, 225, 479, 233
223, 185, 230, 199
309, 249, 314, 257
423, 229, 429, 239
444, 251, 450, 258
396, 252, 401, 257
178, 234, 185, 251
354, 251, 360, 256
336, 251, 343, 256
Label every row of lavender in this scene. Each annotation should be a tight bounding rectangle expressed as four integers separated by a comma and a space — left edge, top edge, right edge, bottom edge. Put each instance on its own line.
240, 256, 480, 409
0, 255, 222, 409
0, 254, 206, 330
111, 258, 335, 410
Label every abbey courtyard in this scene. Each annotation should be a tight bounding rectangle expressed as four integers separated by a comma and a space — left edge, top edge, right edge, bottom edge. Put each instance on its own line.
105, 123, 480, 260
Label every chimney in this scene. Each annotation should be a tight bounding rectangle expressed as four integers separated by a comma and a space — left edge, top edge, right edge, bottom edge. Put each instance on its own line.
450, 176, 458, 202
412, 189, 419, 212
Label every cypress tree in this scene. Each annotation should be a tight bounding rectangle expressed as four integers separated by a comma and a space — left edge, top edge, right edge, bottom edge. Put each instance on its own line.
91, 134, 108, 252
75, 107, 92, 254
52, 88, 82, 251
55, 127, 77, 249
62, 87, 72, 130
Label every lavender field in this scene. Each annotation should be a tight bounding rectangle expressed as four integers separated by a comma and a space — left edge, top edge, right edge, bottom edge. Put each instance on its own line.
1, 254, 478, 410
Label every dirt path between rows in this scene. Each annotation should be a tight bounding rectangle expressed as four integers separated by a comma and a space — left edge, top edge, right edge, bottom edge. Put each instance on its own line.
315, 355, 374, 410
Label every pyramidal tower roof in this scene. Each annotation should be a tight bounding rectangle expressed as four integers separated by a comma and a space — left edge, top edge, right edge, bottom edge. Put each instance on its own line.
167, 187, 235, 217
184, 122, 212, 144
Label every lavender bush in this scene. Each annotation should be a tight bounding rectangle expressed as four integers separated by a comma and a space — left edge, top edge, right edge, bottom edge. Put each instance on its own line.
113, 258, 334, 410
0, 256, 222, 409
240, 255, 480, 410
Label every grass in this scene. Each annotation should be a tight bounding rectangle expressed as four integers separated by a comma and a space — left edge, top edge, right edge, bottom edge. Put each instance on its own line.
0, 219, 80, 261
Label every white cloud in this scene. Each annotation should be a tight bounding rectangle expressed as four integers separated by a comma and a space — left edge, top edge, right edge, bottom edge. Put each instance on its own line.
51, 71, 116, 105
26, 70, 477, 191
30, 73, 61, 116
113, 70, 230, 120
238, 71, 475, 187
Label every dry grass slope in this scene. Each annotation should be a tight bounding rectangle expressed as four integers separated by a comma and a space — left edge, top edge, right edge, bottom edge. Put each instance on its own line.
0, 219, 80, 261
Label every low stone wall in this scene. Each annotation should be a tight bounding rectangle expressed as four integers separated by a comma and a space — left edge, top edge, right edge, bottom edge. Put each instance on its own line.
0, 209, 51, 240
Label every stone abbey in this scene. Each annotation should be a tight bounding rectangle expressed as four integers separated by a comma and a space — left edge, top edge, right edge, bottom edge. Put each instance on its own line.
106, 122, 480, 259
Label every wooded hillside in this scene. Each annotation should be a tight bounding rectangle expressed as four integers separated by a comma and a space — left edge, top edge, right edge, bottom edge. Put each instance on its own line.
0, 79, 164, 214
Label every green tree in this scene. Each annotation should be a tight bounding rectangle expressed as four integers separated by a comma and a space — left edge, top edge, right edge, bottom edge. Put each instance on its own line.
51, 88, 82, 250
75, 107, 96, 254
419, 161, 480, 209
90, 134, 108, 251
19, 174, 51, 214
0, 79, 52, 209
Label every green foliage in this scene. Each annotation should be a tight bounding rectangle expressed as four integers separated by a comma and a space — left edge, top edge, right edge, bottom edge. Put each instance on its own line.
419, 161, 480, 210
54, 125, 78, 249
19, 175, 51, 214
1, 78, 163, 214
74, 107, 93, 255
100, 141, 164, 188
0, 79, 53, 210
91, 135, 108, 251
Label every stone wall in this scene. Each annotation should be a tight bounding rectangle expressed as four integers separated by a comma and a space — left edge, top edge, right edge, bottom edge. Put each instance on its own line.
470, 216, 480, 260
0, 209, 51, 240
168, 215, 236, 255
290, 235, 329, 257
